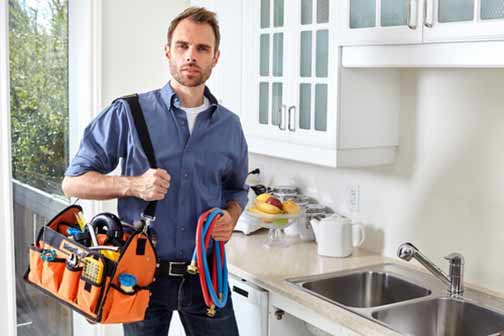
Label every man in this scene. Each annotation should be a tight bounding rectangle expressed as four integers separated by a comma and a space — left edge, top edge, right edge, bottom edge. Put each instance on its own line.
62, 7, 247, 336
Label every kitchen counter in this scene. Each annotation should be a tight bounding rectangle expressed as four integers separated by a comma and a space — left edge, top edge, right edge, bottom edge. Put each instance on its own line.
226, 230, 403, 336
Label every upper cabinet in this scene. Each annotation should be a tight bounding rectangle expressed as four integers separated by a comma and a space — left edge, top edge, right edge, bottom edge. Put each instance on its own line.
240, 0, 400, 167
242, 0, 339, 161
339, 0, 504, 45
339, 0, 423, 45
423, 0, 504, 42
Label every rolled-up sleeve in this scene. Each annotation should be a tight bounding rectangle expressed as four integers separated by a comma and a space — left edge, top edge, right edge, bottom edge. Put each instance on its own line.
221, 123, 249, 211
65, 101, 129, 177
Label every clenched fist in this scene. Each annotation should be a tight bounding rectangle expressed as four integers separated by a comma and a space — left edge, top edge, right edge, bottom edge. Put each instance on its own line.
129, 168, 171, 201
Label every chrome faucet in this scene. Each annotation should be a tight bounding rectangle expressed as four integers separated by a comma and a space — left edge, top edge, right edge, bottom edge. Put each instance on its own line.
397, 242, 464, 296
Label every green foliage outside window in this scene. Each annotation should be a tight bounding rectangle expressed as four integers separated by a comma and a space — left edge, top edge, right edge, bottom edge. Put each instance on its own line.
9, 0, 68, 195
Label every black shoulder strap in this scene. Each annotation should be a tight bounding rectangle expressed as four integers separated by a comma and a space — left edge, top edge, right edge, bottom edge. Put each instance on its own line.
117, 94, 157, 220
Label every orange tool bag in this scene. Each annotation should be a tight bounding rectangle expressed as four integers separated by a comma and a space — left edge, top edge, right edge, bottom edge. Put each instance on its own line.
24, 94, 161, 324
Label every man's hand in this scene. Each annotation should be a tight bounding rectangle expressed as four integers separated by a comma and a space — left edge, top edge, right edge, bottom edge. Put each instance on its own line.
128, 168, 171, 201
212, 202, 242, 241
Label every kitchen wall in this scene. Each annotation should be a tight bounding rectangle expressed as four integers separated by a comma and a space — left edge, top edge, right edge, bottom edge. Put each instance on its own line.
100, 0, 187, 104
251, 68, 504, 294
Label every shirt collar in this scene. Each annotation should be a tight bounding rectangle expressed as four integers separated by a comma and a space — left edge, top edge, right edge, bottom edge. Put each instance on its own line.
161, 81, 219, 119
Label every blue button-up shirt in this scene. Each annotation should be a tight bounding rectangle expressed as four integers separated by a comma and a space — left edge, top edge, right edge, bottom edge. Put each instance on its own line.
65, 82, 249, 261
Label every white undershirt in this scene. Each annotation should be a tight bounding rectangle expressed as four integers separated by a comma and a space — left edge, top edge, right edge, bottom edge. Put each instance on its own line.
179, 97, 210, 134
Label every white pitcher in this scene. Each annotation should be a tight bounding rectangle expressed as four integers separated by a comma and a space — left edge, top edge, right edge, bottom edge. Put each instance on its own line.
310, 215, 365, 258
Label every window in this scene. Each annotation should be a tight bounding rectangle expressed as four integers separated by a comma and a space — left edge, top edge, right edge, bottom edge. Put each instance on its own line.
9, 0, 69, 196
9, 1, 73, 335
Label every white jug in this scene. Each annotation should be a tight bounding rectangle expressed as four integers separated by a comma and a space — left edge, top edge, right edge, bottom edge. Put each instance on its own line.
310, 215, 365, 258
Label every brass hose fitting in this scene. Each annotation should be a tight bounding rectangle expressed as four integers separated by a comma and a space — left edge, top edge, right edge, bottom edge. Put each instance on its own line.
187, 260, 199, 275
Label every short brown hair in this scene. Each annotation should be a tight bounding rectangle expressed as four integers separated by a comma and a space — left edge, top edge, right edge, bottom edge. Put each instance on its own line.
167, 7, 220, 53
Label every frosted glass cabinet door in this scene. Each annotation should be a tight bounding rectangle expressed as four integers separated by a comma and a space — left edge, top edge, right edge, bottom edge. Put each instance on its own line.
423, 0, 504, 42
381, 0, 409, 26
243, 0, 290, 140
480, 0, 504, 20
437, 0, 474, 23
339, 0, 423, 45
261, 0, 286, 128
350, 0, 376, 28
288, 0, 337, 149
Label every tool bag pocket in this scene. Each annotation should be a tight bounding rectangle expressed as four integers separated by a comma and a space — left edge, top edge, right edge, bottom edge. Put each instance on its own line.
41, 258, 66, 293
76, 253, 109, 316
101, 284, 150, 323
99, 232, 157, 323
28, 245, 43, 285
76, 277, 107, 316
57, 266, 82, 302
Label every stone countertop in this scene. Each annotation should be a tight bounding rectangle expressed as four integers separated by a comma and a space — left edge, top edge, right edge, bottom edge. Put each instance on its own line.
226, 230, 403, 336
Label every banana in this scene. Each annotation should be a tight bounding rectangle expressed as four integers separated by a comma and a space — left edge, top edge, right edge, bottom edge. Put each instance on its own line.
255, 200, 283, 215
255, 193, 272, 202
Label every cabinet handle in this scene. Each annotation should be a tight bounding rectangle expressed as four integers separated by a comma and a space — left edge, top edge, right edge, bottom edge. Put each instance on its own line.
407, 0, 418, 29
288, 105, 296, 132
424, 0, 434, 28
278, 104, 287, 130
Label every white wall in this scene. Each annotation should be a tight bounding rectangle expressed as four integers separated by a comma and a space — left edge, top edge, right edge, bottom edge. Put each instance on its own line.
100, 0, 189, 105
251, 68, 504, 293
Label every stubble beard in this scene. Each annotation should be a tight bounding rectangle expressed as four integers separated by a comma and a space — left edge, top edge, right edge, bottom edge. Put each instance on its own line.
170, 62, 212, 88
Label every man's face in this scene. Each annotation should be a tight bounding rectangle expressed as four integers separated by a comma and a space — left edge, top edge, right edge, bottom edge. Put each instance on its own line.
165, 18, 219, 87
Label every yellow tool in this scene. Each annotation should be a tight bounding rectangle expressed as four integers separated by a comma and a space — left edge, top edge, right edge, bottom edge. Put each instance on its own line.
82, 256, 104, 286
100, 250, 119, 262
75, 212, 87, 232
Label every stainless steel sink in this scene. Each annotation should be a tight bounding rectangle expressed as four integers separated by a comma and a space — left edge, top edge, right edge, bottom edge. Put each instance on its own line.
301, 271, 431, 308
372, 297, 504, 336
288, 264, 434, 309
286, 263, 504, 335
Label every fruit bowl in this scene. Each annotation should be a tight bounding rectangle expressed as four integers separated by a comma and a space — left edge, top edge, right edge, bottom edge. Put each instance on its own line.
245, 207, 304, 248
245, 208, 301, 229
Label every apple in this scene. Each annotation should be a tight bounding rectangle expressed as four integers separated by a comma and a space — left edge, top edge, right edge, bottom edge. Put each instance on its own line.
265, 196, 283, 210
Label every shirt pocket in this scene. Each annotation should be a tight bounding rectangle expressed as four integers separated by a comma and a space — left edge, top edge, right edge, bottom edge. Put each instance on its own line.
197, 150, 231, 195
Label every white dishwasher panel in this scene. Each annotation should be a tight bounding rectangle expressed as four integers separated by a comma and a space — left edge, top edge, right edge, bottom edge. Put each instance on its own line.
229, 275, 269, 336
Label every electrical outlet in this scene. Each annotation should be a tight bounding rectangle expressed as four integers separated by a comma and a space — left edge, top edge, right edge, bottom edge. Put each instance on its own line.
255, 164, 265, 184
347, 185, 360, 213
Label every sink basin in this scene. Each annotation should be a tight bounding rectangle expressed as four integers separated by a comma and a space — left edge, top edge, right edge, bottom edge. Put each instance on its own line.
372, 297, 504, 336
297, 270, 431, 308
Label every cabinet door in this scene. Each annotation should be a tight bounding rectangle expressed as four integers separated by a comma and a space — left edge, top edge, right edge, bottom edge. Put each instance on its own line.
243, 0, 291, 142
423, 0, 504, 42
287, 0, 337, 150
338, 0, 423, 45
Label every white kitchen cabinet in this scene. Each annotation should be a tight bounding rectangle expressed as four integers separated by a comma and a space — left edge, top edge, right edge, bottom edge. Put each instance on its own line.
423, 0, 504, 43
242, 0, 338, 156
339, 0, 423, 45
269, 307, 313, 336
241, 0, 400, 167
339, 0, 504, 46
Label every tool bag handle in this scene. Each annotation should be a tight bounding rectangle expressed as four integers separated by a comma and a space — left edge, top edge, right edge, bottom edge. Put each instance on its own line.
115, 94, 158, 221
